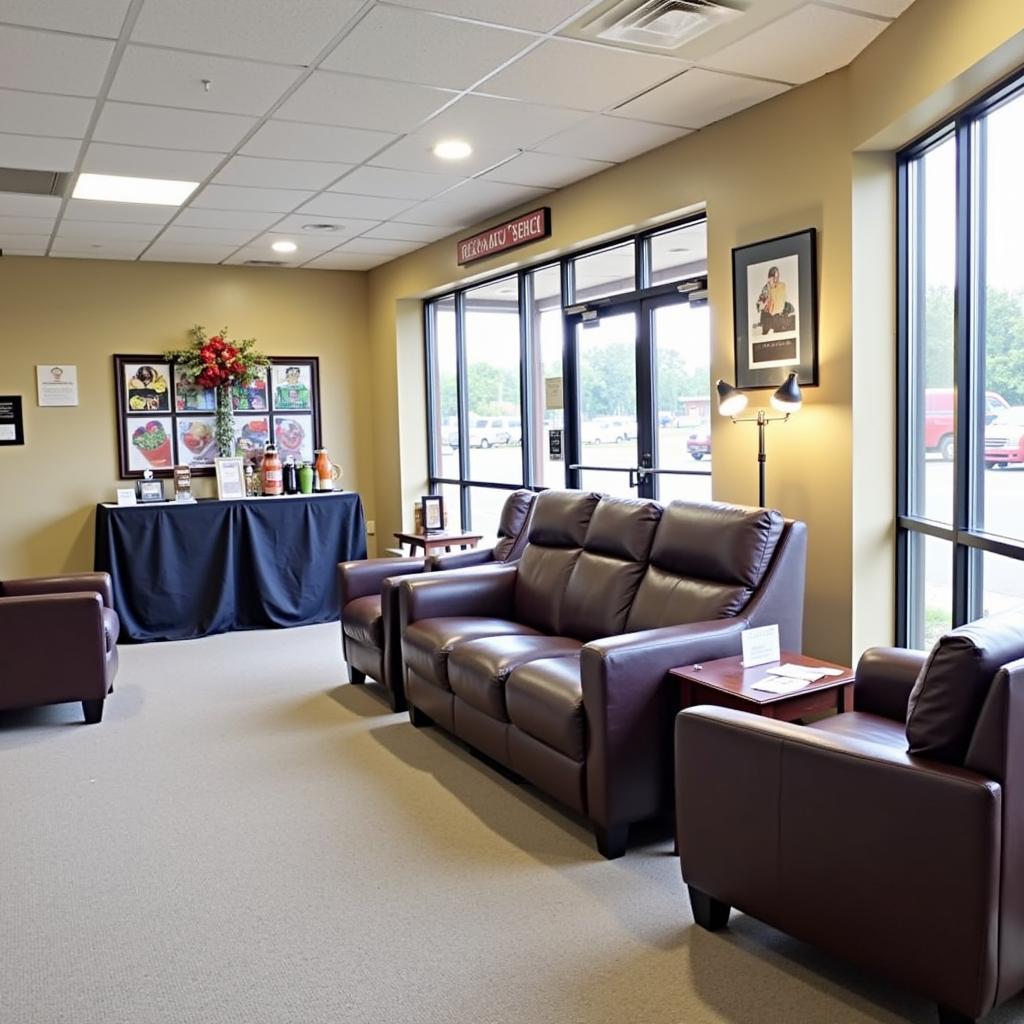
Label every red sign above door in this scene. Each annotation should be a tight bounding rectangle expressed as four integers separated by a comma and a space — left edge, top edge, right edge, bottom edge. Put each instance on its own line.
457, 208, 551, 265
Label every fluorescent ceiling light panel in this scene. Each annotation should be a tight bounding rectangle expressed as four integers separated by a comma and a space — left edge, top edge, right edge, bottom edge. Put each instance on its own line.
72, 172, 198, 206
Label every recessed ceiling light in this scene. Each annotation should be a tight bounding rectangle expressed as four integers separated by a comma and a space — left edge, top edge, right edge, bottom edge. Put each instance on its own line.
271, 240, 297, 254
72, 172, 198, 206
433, 139, 472, 161
302, 223, 340, 233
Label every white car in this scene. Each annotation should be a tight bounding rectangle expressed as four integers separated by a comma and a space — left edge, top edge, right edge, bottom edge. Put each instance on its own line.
582, 417, 638, 445
449, 416, 521, 448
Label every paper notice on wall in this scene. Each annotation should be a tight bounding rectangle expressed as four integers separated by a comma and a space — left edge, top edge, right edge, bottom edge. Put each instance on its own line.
36, 365, 79, 406
545, 376, 564, 410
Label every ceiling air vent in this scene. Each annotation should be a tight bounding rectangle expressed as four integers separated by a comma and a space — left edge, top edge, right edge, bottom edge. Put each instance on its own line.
0, 167, 71, 196
584, 0, 744, 51
243, 259, 287, 266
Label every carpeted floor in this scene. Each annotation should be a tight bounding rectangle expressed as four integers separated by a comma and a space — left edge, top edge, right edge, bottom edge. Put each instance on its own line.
1, 623, 1021, 1024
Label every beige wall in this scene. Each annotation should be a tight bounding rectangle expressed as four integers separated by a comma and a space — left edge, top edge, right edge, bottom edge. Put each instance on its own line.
365, 0, 1024, 664
0, 257, 372, 579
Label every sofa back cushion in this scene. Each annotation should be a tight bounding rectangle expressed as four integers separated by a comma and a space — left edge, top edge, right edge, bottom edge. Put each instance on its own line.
906, 608, 1024, 764
492, 489, 537, 563
626, 502, 784, 632
514, 491, 600, 634
561, 497, 662, 641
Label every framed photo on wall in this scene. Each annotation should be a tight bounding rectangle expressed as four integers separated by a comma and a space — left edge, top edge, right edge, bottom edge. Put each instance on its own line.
732, 229, 818, 389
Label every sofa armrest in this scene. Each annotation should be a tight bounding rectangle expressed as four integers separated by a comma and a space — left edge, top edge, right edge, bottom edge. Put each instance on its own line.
854, 646, 926, 722
3, 571, 113, 609
428, 548, 496, 571
338, 556, 425, 606
399, 564, 518, 629
581, 617, 748, 828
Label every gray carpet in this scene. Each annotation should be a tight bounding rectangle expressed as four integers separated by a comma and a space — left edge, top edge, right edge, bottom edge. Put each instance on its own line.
1, 623, 1021, 1024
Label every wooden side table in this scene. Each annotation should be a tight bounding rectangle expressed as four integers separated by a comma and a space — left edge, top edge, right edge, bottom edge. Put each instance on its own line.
393, 530, 483, 557
671, 651, 855, 722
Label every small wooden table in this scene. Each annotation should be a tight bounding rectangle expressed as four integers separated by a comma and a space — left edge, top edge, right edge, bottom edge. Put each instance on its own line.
671, 651, 855, 722
393, 530, 483, 557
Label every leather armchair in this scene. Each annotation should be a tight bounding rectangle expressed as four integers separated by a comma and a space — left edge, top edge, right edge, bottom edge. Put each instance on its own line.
676, 610, 1024, 1024
0, 572, 119, 723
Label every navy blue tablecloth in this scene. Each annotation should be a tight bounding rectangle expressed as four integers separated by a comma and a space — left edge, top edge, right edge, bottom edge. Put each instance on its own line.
94, 492, 366, 642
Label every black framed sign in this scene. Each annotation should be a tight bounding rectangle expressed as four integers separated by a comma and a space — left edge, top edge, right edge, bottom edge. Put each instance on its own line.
0, 395, 24, 446
421, 494, 444, 533
732, 228, 818, 389
114, 355, 322, 479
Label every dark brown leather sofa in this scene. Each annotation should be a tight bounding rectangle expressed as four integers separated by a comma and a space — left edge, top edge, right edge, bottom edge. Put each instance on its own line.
338, 490, 535, 712
676, 609, 1024, 1024
0, 571, 119, 723
399, 490, 807, 857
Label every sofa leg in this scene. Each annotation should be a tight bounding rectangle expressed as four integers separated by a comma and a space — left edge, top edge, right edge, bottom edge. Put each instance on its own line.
689, 886, 730, 931
348, 666, 366, 685
937, 1008, 975, 1024
82, 699, 104, 724
409, 705, 432, 728
388, 689, 408, 714
595, 824, 629, 860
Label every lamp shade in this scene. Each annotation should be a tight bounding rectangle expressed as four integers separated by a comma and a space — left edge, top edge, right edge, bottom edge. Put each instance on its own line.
770, 372, 802, 412
716, 379, 748, 417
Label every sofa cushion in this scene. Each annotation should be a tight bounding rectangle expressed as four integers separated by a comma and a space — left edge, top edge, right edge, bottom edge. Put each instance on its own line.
526, 489, 599, 547
342, 594, 383, 649
906, 609, 1024, 764
402, 617, 540, 690
102, 607, 120, 653
506, 657, 586, 761
492, 489, 536, 563
449, 636, 582, 720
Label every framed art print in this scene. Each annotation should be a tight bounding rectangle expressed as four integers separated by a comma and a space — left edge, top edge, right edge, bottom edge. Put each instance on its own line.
421, 494, 444, 533
732, 229, 818, 389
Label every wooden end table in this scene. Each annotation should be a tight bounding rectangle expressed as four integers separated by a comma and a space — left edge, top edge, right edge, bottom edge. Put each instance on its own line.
671, 651, 855, 722
393, 530, 483, 557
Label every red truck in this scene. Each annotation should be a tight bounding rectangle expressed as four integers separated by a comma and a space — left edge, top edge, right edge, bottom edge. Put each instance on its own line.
925, 388, 1009, 460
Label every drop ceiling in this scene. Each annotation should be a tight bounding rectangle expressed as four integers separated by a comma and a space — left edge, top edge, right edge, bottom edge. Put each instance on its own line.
0, 0, 912, 270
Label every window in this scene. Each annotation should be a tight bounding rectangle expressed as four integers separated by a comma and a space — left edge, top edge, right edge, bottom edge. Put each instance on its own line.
898, 72, 1024, 648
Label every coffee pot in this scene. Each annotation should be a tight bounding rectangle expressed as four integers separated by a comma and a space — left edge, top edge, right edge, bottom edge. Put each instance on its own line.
313, 448, 342, 492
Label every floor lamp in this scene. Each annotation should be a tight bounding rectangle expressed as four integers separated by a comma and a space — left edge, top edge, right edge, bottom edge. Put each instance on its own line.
716, 373, 803, 508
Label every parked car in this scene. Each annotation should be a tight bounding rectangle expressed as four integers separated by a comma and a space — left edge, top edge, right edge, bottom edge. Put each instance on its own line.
447, 416, 521, 449
984, 407, 1024, 467
926, 388, 1009, 460
582, 417, 638, 445
687, 426, 711, 460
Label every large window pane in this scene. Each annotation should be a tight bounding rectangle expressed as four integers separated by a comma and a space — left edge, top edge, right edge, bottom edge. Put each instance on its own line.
572, 242, 635, 302
980, 551, 1024, 616
907, 135, 956, 523
464, 276, 523, 484
467, 486, 512, 541
649, 222, 708, 285
528, 265, 565, 488
907, 533, 953, 650
430, 295, 459, 480
439, 483, 462, 534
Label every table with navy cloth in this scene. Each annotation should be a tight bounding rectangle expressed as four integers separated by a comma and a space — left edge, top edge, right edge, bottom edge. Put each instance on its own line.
94, 491, 366, 642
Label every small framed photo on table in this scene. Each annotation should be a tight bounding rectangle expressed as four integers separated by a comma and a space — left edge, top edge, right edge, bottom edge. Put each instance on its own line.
421, 494, 444, 533
215, 457, 247, 500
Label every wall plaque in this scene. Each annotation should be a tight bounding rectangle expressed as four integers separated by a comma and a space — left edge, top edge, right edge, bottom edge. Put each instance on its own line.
0, 395, 24, 445
457, 208, 551, 265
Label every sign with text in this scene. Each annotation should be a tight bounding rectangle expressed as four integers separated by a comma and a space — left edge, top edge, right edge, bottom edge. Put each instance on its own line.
0, 395, 24, 445
548, 427, 563, 461
36, 364, 79, 406
457, 208, 551, 265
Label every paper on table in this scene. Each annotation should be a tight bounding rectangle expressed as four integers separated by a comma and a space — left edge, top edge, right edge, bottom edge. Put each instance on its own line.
765, 663, 829, 682
751, 677, 811, 695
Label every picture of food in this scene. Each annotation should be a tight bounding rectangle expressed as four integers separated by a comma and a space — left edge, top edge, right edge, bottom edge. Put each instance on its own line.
174, 366, 215, 412
232, 377, 268, 412
273, 415, 313, 463
177, 418, 216, 467
130, 418, 173, 470
234, 416, 269, 462
126, 363, 171, 412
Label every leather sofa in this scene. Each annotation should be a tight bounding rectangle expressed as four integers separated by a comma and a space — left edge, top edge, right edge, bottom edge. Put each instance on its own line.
676, 609, 1024, 1024
338, 490, 535, 712
399, 489, 807, 857
0, 571, 119, 723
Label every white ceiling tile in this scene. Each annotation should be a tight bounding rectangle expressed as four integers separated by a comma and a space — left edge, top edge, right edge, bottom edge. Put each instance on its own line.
296, 192, 416, 220
828, 0, 912, 17
400, 179, 546, 226
385, 0, 591, 32
369, 135, 519, 176
363, 221, 453, 242
213, 156, 352, 190
701, 6, 887, 85
160, 224, 261, 246
0, 215, 54, 235
0, 88, 94, 138
305, 165, 464, 200
0, 194, 61, 217
141, 244, 238, 263
173, 207, 283, 230
532, 114, 688, 162
57, 219, 163, 241
612, 68, 788, 129
321, 6, 534, 90
0, 236, 48, 254
242, 120, 396, 164
189, 184, 314, 213
0, 25, 114, 96
276, 71, 456, 133
51, 241, 148, 259
482, 150, 612, 188
109, 46, 304, 117
94, 103, 256, 153
270, 213, 381, 238
80, 142, 224, 180
337, 237, 425, 256
0, 132, 80, 171
302, 250, 386, 270
223, 244, 302, 266
479, 39, 685, 112
0, 0, 131, 37
63, 199, 178, 225
131, 0, 367, 64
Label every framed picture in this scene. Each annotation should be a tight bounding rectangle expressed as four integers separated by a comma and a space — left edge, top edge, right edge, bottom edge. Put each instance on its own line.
421, 494, 444, 533
136, 478, 165, 503
114, 354, 322, 479
214, 457, 246, 500
731, 229, 818, 389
